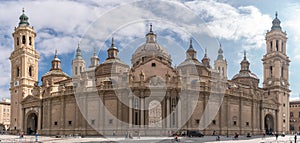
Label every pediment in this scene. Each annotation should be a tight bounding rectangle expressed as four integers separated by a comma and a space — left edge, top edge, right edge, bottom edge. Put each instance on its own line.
21, 95, 41, 104
264, 96, 279, 105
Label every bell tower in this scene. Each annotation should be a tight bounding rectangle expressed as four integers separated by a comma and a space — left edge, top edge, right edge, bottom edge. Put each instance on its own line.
214, 43, 227, 79
72, 43, 86, 88
9, 9, 40, 132
262, 12, 290, 133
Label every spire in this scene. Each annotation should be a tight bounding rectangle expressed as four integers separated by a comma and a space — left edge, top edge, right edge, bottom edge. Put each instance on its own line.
51, 50, 61, 70
186, 38, 196, 59
108, 37, 117, 50
89, 47, 99, 68
54, 49, 58, 59
93, 47, 97, 57
202, 48, 210, 68
146, 23, 156, 43
19, 8, 30, 27
150, 23, 153, 33
111, 37, 115, 47
107, 37, 119, 59
271, 11, 282, 31
75, 43, 82, 59
187, 38, 195, 51
217, 42, 224, 60
240, 50, 250, 72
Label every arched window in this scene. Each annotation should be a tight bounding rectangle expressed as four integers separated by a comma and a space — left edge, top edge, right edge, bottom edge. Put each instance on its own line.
276, 40, 279, 51
22, 35, 26, 44
17, 37, 19, 46
281, 67, 284, 78
29, 66, 32, 77
75, 66, 78, 75
16, 67, 20, 77
29, 37, 32, 45
222, 67, 225, 76
270, 66, 273, 77
270, 41, 272, 52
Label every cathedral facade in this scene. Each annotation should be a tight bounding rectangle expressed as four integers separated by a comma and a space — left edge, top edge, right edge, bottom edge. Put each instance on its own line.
9, 10, 290, 136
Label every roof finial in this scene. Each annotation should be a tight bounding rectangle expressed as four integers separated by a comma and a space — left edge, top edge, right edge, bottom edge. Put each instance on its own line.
275, 11, 278, 18
93, 47, 97, 56
204, 48, 207, 57
189, 38, 193, 49
243, 50, 246, 60
55, 49, 58, 58
150, 23, 153, 33
111, 37, 114, 47
22, 8, 25, 14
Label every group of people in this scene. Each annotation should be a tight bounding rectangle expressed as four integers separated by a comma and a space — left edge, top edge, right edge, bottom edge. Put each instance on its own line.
125, 132, 133, 139
19, 131, 38, 142
125, 131, 141, 139
213, 131, 239, 141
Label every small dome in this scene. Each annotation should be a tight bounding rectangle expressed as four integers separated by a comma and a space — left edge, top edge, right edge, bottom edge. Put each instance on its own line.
75, 43, 82, 59
19, 8, 30, 26
132, 42, 170, 63
232, 72, 258, 80
131, 24, 171, 65
271, 12, 281, 31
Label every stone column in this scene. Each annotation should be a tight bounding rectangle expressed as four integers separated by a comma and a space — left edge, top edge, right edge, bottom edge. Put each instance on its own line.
177, 98, 181, 128
261, 109, 265, 132
239, 93, 242, 134
226, 95, 229, 136
166, 96, 170, 129
279, 39, 282, 52
129, 95, 133, 127
38, 107, 42, 130
48, 100, 52, 131
140, 97, 144, 128
275, 110, 278, 132
75, 100, 79, 131
101, 93, 105, 132
22, 108, 25, 132
60, 96, 65, 134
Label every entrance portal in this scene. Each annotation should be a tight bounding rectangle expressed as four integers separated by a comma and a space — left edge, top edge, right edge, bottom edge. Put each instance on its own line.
148, 100, 162, 127
265, 114, 274, 134
26, 113, 38, 135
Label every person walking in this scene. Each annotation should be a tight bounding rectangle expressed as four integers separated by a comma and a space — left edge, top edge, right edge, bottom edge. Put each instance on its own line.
295, 134, 297, 143
35, 132, 39, 142
275, 132, 279, 140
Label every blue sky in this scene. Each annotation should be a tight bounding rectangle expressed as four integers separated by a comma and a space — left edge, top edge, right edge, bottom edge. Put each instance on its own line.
0, 0, 300, 100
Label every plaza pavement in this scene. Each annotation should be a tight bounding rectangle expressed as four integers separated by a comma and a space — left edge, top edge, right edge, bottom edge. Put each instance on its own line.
0, 134, 298, 143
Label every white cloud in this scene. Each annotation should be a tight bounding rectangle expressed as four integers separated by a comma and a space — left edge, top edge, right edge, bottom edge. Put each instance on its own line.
282, 3, 300, 61
183, 1, 272, 50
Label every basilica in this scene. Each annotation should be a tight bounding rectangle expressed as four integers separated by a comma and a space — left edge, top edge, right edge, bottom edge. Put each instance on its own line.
9, 10, 290, 136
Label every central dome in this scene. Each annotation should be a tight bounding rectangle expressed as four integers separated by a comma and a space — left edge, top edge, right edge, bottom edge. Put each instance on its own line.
131, 24, 171, 66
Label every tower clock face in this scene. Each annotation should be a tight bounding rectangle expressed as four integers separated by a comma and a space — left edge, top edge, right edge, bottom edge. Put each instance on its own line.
281, 80, 285, 86
268, 80, 272, 85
